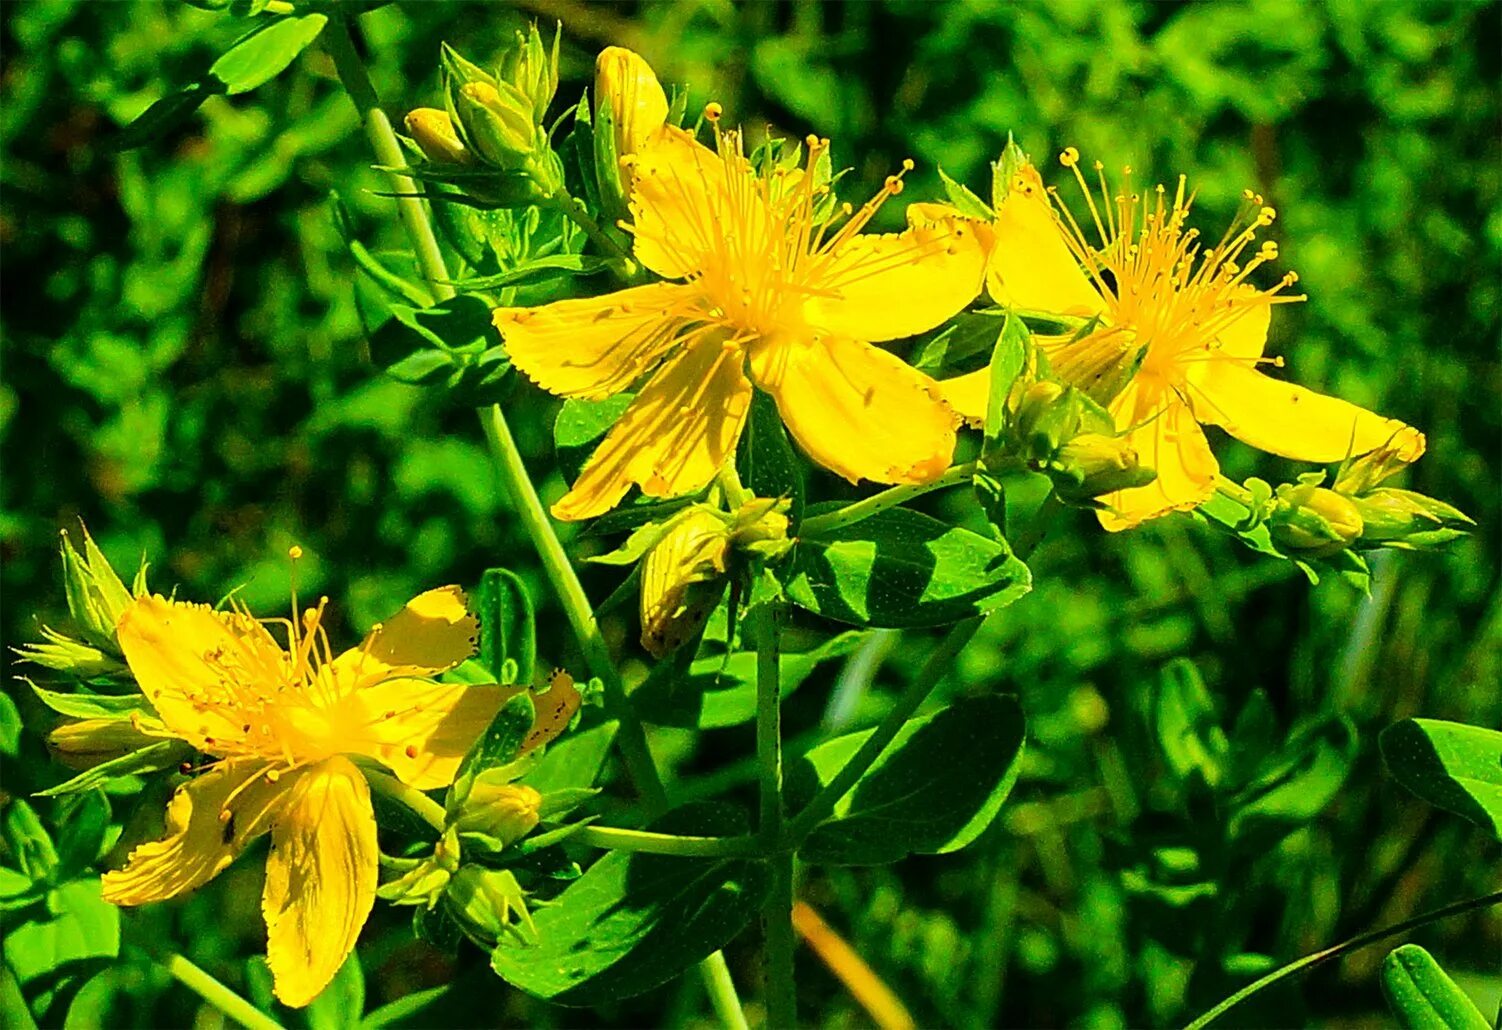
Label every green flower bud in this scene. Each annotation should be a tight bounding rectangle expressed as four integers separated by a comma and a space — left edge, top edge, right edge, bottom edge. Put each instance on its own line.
452, 775, 541, 849
445, 866, 533, 948
1269, 485, 1364, 556
1333, 426, 1427, 494
457, 81, 540, 170
60, 525, 136, 648
1013, 380, 1076, 457
405, 108, 471, 167
1049, 433, 1156, 502
640, 509, 730, 658
1350, 488, 1474, 550
727, 497, 793, 559
498, 24, 559, 126
377, 828, 461, 908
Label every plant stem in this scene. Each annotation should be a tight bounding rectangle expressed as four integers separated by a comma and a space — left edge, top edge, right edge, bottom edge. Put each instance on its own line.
159, 952, 284, 1030
478, 405, 667, 811
800, 462, 978, 538
1183, 889, 1502, 1029
325, 17, 454, 303
786, 615, 983, 844
752, 601, 798, 1028
548, 192, 637, 275
572, 824, 761, 858
698, 951, 752, 1030
366, 768, 447, 833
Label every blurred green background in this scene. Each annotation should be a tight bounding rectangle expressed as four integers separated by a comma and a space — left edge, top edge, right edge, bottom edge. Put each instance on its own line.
2, 1, 1498, 1026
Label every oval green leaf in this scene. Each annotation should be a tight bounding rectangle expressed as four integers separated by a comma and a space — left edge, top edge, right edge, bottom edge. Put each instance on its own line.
1381, 944, 1489, 1030
1380, 718, 1502, 840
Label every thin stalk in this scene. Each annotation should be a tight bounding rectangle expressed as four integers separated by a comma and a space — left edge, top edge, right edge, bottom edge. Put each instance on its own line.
366, 768, 446, 833
800, 462, 978, 539
160, 952, 284, 1030
572, 825, 761, 858
698, 951, 752, 1030
479, 405, 667, 811
547, 192, 637, 275
1183, 889, 1502, 1029
324, 18, 454, 303
786, 615, 983, 843
753, 601, 797, 1028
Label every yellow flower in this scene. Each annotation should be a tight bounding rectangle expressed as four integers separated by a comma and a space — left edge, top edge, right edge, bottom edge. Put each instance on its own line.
595, 46, 668, 158
494, 120, 992, 520
939, 150, 1423, 530
93, 583, 565, 1007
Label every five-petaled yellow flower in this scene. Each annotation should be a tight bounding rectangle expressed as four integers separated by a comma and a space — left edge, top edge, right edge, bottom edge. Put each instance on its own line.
940, 149, 1423, 530
495, 115, 992, 521
93, 583, 569, 1007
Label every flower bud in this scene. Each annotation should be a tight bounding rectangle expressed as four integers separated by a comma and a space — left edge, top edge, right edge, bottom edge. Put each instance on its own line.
445, 866, 533, 948
1334, 427, 1427, 495
405, 108, 471, 167
60, 525, 136, 648
452, 775, 541, 849
377, 827, 461, 908
499, 24, 559, 126
1269, 485, 1364, 556
1350, 488, 1474, 550
1049, 433, 1156, 502
640, 508, 731, 658
595, 47, 668, 159
47, 717, 167, 770
457, 81, 540, 170
727, 497, 793, 559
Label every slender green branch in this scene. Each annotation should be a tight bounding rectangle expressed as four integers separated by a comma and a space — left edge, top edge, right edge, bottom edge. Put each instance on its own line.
572, 824, 761, 858
786, 615, 983, 843
1183, 889, 1502, 1029
800, 462, 978, 539
365, 768, 447, 833
324, 17, 455, 303
698, 951, 751, 1030
547, 192, 637, 275
753, 601, 798, 1028
479, 405, 668, 811
159, 952, 284, 1030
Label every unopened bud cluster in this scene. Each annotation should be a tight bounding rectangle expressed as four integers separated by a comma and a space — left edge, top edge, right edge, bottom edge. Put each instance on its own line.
18, 524, 145, 677
1008, 380, 1155, 505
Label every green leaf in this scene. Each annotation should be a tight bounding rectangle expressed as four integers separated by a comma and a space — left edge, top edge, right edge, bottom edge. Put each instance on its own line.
937, 167, 994, 219
634, 632, 867, 729
55, 793, 110, 881
209, 14, 329, 96
786, 507, 1030, 628
1381, 945, 1490, 1030
912, 311, 1006, 374
737, 391, 805, 526
306, 954, 365, 1030
982, 313, 1029, 451
789, 695, 1026, 865
449, 693, 537, 808
0, 692, 20, 759
1153, 659, 1228, 790
522, 721, 616, 794
554, 395, 633, 481
1229, 716, 1356, 841
28, 683, 149, 721
1, 879, 120, 985
1380, 718, 1502, 840
113, 84, 214, 151
3, 800, 58, 882
37, 740, 190, 798
476, 569, 535, 686
490, 803, 769, 1004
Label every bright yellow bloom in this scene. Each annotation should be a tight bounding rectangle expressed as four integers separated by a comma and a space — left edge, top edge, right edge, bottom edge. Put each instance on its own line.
940, 150, 1423, 530
495, 121, 992, 520
94, 584, 568, 1007
595, 46, 668, 158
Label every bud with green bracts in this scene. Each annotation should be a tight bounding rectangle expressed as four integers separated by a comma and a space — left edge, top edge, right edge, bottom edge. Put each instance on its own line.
452, 774, 542, 851
405, 108, 471, 167
498, 23, 559, 126
446, 866, 534, 948
17, 523, 144, 675
1268, 483, 1364, 557
377, 828, 461, 909
1049, 433, 1156, 503
1349, 488, 1474, 550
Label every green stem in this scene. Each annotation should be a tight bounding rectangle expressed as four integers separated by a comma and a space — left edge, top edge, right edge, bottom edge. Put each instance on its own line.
753, 602, 797, 1027
548, 192, 637, 276
160, 952, 284, 1030
698, 950, 751, 1030
366, 768, 447, 832
324, 17, 455, 303
479, 405, 667, 811
1183, 889, 1502, 1029
572, 824, 761, 858
786, 615, 983, 844
800, 462, 978, 539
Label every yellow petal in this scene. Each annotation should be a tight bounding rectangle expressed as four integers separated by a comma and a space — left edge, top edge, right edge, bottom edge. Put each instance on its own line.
262, 756, 377, 1009
936, 367, 991, 427
102, 760, 287, 905
990, 163, 1103, 317
331, 586, 478, 691
1097, 391, 1219, 531
495, 282, 694, 400
333, 678, 507, 790
116, 596, 285, 750
749, 332, 956, 485
1214, 300, 1271, 363
553, 333, 753, 521
802, 216, 991, 343
627, 126, 744, 280
1188, 360, 1423, 464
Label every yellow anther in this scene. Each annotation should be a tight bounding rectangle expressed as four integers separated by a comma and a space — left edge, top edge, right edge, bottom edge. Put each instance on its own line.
704, 102, 723, 122
884, 175, 905, 195
901, 158, 915, 171
1258, 240, 1279, 260
805, 133, 819, 149
1060, 146, 1080, 167
1258, 205, 1277, 225
288, 545, 303, 560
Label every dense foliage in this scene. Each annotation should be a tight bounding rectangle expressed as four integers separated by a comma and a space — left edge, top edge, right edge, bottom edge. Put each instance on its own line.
2, 2, 1498, 1027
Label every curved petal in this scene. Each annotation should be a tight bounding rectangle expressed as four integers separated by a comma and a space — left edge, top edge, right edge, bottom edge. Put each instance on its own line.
990, 163, 1103, 317
334, 679, 508, 790
1097, 390, 1219, 531
330, 587, 478, 692
936, 367, 991, 427
116, 597, 286, 750
553, 333, 753, 521
802, 215, 992, 343
1187, 360, 1423, 463
262, 756, 377, 1009
627, 126, 738, 279
495, 282, 696, 399
102, 759, 287, 905
1213, 299, 1271, 363
749, 332, 956, 485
